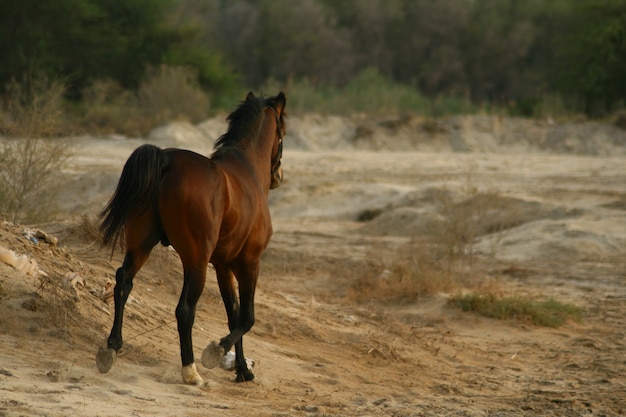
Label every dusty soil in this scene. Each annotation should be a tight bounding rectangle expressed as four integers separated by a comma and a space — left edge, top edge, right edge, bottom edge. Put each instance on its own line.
1, 114, 625, 416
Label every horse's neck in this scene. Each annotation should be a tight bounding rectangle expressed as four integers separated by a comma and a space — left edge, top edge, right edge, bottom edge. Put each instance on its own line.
242, 117, 275, 187
221, 144, 271, 191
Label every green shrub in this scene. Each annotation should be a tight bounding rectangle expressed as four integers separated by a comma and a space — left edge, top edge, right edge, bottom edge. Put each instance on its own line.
268, 69, 478, 117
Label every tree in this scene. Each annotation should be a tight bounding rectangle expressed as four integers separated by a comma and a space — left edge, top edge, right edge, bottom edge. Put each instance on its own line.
208, 0, 354, 88
551, 0, 626, 114
392, 0, 470, 96
0, 0, 235, 100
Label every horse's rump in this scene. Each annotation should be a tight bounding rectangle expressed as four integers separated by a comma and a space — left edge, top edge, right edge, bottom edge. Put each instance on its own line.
99, 144, 170, 250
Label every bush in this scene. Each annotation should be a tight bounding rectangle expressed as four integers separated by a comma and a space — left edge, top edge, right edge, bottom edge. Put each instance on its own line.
267, 68, 479, 117
137, 65, 209, 127
0, 78, 73, 223
0, 138, 72, 223
79, 65, 210, 136
0, 78, 69, 137
268, 69, 431, 116
80, 79, 141, 135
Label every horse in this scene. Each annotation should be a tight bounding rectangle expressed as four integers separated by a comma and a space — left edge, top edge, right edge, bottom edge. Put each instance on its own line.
95, 91, 286, 385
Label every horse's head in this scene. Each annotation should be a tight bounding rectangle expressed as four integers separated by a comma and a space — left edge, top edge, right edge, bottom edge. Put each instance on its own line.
262, 92, 286, 189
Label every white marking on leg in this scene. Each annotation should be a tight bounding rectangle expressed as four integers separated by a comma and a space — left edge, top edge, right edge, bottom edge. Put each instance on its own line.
181, 363, 204, 385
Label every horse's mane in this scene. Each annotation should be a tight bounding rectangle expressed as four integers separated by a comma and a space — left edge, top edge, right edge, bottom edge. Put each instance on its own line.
212, 95, 266, 158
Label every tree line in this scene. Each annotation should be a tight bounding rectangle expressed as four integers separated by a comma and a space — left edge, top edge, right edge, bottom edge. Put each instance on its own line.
1, 0, 625, 117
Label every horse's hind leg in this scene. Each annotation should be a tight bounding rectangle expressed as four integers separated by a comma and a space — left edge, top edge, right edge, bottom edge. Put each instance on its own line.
96, 218, 158, 373
176, 264, 207, 385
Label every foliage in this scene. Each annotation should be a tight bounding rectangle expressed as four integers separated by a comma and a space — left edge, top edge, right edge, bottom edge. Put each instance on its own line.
269, 68, 478, 116
449, 294, 582, 327
1, 0, 624, 120
0, 0, 234, 100
551, 0, 626, 114
79, 65, 210, 136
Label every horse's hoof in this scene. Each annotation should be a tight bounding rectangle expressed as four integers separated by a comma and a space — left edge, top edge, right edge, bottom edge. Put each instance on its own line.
96, 347, 116, 373
201, 341, 225, 369
235, 368, 255, 383
181, 363, 204, 386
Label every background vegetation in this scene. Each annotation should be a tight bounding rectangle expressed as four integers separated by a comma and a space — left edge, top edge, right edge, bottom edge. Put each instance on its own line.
0, 0, 594, 321
1, 0, 625, 137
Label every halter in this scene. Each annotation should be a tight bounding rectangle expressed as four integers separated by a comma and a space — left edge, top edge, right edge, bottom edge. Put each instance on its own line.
267, 106, 284, 180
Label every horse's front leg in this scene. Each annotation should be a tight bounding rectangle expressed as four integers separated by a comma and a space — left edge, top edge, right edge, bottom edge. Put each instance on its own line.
231, 263, 257, 382
233, 337, 254, 382
203, 264, 256, 382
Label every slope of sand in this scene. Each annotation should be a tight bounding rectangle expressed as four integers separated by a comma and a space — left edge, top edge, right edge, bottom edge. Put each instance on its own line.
1, 114, 625, 416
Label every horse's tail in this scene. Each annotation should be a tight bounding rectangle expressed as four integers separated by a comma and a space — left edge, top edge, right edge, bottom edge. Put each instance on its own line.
99, 144, 169, 250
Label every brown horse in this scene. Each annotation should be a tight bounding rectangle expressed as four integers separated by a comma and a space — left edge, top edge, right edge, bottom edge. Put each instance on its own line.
96, 92, 286, 385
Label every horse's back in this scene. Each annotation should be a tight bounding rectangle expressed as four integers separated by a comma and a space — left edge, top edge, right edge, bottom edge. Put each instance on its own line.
157, 148, 272, 265
211, 158, 274, 263
157, 149, 225, 262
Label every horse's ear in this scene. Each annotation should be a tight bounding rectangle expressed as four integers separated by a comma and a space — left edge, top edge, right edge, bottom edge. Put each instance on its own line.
246, 91, 255, 101
273, 92, 286, 112
277, 92, 286, 107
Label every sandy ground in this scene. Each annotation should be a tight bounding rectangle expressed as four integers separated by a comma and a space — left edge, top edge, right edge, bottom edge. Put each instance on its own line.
1, 114, 625, 416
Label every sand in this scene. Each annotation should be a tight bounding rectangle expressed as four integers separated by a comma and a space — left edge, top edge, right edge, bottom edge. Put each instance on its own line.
1, 114, 625, 416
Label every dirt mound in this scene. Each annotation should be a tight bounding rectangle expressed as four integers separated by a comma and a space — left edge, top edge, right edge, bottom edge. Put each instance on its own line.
285, 114, 626, 155
359, 190, 582, 237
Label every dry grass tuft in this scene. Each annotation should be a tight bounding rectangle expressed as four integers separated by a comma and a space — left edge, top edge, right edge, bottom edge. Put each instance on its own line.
346, 241, 455, 304
36, 273, 82, 338
77, 214, 103, 242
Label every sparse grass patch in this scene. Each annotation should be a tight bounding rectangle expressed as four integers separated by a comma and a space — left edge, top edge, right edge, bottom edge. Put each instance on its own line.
449, 293, 582, 327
